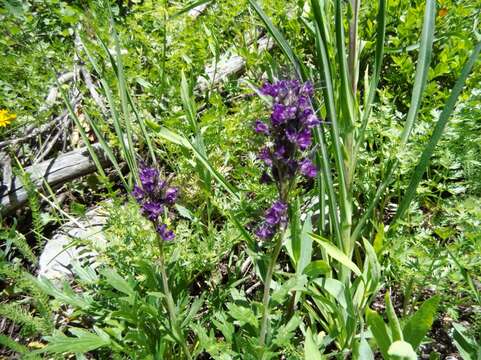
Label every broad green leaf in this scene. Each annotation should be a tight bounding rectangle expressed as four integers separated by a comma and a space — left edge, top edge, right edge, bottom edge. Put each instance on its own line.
452, 323, 479, 360
303, 260, 330, 278
101, 269, 135, 297
288, 198, 302, 266
366, 308, 391, 359
309, 233, 361, 276
388, 340, 417, 360
352, 337, 374, 360
271, 275, 307, 304
226, 303, 258, 328
297, 212, 314, 274
403, 295, 440, 350
385, 292, 403, 341
304, 327, 324, 360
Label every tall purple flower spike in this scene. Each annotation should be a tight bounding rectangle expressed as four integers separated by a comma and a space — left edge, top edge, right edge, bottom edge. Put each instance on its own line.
253, 80, 320, 239
133, 165, 179, 241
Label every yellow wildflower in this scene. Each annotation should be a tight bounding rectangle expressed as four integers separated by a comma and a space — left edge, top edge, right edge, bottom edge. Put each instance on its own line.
0, 109, 16, 127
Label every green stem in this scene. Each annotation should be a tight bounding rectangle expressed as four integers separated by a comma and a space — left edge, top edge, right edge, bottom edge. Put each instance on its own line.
259, 229, 286, 346
157, 237, 192, 360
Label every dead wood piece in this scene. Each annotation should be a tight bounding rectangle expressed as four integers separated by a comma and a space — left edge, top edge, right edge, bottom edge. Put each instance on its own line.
196, 35, 274, 92
0, 143, 107, 215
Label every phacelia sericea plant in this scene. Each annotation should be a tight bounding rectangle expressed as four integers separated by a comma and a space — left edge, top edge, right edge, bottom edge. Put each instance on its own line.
254, 79, 320, 240
132, 166, 179, 240
132, 165, 193, 359
253, 79, 320, 346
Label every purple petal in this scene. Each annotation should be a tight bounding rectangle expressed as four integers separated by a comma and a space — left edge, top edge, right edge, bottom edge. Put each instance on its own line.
165, 187, 179, 204
142, 201, 164, 221
157, 224, 175, 241
300, 158, 317, 178
258, 147, 273, 166
296, 129, 312, 150
254, 120, 270, 135
255, 223, 275, 239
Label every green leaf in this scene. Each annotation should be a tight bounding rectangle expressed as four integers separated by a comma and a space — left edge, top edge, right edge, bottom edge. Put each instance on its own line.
226, 303, 258, 328
403, 295, 440, 350
366, 308, 391, 359
352, 337, 374, 360
385, 292, 403, 342
452, 323, 479, 360
271, 275, 307, 304
101, 269, 135, 297
288, 198, 302, 266
309, 233, 361, 276
303, 260, 330, 278
304, 327, 324, 360
388, 340, 417, 360
41, 328, 110, 354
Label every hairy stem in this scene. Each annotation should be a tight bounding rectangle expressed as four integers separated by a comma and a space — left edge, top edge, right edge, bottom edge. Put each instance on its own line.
259, 229, 286, 346
157, 237, 192, 360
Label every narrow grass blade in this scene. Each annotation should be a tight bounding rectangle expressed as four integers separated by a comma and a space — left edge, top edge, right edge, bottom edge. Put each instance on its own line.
58, 85, 106, 180
156, 127, 241, 201
84, 112, 128, 189
392, 40, 481, 224
352, 0, 436, 242
354, 0, 387, 159
334, 0, 356, 131
248, 0, 306, 79
171, 0, 212, 19
105, 2, 139, 182
311, 0, 349, 252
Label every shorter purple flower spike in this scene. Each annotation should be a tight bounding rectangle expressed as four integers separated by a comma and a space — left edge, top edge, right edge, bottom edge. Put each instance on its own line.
142, 201, 164, 221
256, 223, 275, 240
157, 224, 175, 241
300, 158, 317, 178
254, 120, 270, 135
165, 187, 179, 204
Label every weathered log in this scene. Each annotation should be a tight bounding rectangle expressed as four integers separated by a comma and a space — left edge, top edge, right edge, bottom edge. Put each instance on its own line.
196, 35, 274, 92
0, 144, 107, 215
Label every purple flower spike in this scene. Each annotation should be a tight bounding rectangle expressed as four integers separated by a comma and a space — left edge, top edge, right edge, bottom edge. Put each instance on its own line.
157, 224, 175, 241
300, 158, 317, 178
254, 120, 270, 135
142, 201, 164, 221
165, 187, 179, 204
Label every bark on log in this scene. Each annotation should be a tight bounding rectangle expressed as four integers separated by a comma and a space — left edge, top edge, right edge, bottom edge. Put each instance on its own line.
0, 144, 107, 214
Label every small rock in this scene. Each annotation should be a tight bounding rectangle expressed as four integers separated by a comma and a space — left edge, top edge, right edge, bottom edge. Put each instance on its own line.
38, 205, 108, 280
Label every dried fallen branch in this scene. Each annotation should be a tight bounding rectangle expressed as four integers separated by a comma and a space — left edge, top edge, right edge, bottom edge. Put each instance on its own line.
0, 143, 107, 214
196, 35, 274, 92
